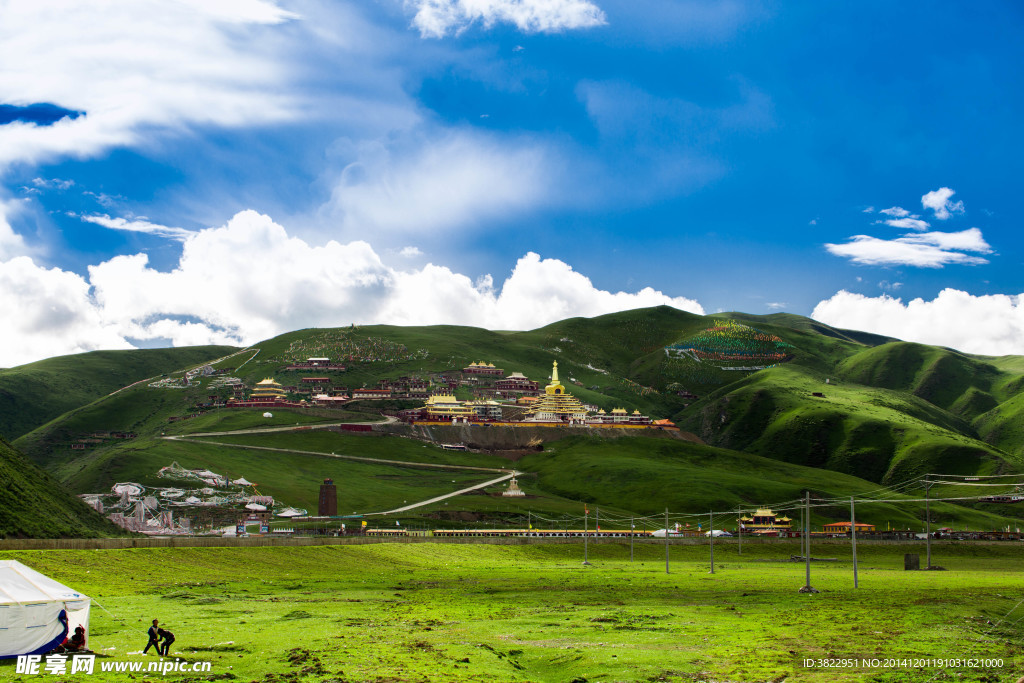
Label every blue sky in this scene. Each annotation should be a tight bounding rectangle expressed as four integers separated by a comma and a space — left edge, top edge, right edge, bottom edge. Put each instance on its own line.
1, 0, 1023, 365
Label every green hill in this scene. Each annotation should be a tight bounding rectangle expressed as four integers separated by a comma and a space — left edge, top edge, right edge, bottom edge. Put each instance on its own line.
835, 342, 1002, 418
10, 306, 1024, 534
0, 437, 124, 538
0, 345, 238, 441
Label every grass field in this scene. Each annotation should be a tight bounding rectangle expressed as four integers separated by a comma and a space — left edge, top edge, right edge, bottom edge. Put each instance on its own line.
1, 542, 1022, 682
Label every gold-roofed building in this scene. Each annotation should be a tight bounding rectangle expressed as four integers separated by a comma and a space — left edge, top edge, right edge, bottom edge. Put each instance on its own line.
526, 361, 588, 424
423, 394, 475, 420
738, 508, 792, 534
250, 378, 287, 401
463, 361, 504, 376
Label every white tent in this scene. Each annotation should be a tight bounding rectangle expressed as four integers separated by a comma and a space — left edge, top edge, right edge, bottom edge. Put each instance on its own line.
0, 561, 90, 658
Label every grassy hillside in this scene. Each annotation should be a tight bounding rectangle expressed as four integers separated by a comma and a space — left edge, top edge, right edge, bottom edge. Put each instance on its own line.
0, 345, 237, 440
0, 437, 123, 538
516, 434, 1015, 530
676, 363, 1019, 484
117, 428, 1019, 530
835, 342, 1003, 419
12, 306, 1024, 534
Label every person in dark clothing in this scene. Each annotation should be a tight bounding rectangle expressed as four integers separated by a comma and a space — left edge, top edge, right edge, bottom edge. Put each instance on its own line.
67, 626, 87, 652
143, 619, 160, 654
157, 628, 175, 656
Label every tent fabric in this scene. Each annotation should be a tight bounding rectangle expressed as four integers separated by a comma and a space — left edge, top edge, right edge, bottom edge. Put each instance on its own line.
0, 561, 90, 659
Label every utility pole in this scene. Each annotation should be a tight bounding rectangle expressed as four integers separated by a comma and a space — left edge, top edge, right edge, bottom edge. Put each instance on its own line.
664, 507, 670, 574
709, 510, 715, 574
583, 506, 592, 566
630, 515, 634, 562
799, 491, 818, 593
737, 505, 742, 555
924, 480, 934, 569
850, 496, 859, 589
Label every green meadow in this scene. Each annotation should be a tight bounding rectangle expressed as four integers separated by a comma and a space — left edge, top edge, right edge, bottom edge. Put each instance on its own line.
2, 541, 1023, 682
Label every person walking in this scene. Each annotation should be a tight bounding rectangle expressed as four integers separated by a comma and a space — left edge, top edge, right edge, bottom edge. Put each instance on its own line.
143, 619, 160, 655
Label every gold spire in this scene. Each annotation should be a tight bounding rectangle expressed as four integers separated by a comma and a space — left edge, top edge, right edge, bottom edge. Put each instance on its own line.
551, 361, 559, 384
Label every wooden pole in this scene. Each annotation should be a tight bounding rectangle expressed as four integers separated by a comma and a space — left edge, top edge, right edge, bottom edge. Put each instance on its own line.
851, 496, 859, 589
709, 510, 715, 574
664, 508, 670, 574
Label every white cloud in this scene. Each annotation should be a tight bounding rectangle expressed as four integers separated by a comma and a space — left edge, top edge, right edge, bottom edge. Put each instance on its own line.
766, 302, 786, 310
824, 229, 991, 268
812, 289, 1024, 355
901, 228, 991, 253
398, 246, 423, 257
31, 177, 75, 191
830, 189, 989, 269
0, 210, 703, 366
882, 217, 930, 231
0, 257, 132, 367
82, 215, 195, 242
0, 0, 300, 169
407, 0, 606, 38
922, 187, 964, 220
880, 206, 910, 217
862, 206, 875, 213
324, 130, 552, 234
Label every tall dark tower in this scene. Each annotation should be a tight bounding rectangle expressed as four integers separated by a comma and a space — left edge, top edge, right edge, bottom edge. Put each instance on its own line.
318, 478, 337, 516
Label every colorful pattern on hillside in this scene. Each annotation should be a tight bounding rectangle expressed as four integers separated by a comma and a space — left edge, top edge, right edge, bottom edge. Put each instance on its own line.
283, 331, 428, 364
665, 321, 794, 370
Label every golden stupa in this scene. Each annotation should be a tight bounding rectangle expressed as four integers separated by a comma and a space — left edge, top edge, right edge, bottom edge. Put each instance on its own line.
526, 361, 588, 423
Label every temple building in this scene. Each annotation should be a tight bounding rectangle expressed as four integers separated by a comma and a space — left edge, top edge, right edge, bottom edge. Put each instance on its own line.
466, 400, 503, 420
526, 362, 588, 424
250, 378, 287, 402
495, 372, 540, 394
738, 509, 792, 534
463, 361, 504, 376
423, 394, 475, 420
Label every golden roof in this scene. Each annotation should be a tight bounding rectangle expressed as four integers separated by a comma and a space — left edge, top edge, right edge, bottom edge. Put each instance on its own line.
425, 394, 461, 405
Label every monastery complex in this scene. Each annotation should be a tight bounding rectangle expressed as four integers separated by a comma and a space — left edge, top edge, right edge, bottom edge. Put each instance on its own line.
221, 356, 675, 431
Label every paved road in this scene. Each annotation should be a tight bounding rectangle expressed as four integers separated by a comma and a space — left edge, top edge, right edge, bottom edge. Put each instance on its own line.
167, 436, 513, 474
165, 415, 397, 438
372, 472, 517, 515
